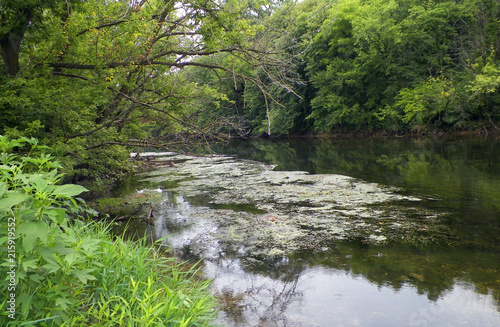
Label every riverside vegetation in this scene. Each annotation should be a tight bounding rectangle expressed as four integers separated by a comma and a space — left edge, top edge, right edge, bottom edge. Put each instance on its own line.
0, 0, 498, 324
0, 136, 216, 326
1, 0, 498, 193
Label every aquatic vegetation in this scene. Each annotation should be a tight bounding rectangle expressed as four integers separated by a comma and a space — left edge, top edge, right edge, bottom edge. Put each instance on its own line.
110, 143, 500, 326
138, 153, 452, 260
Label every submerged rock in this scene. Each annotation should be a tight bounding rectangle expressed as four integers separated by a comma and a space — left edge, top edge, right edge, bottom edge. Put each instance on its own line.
139, 154, 451, 260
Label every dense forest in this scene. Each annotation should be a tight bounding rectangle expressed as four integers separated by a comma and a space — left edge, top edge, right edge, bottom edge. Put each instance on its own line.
201, 0, 500, 135
1, 0, 499, 187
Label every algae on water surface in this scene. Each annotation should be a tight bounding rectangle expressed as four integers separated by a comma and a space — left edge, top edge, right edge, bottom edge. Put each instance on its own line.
138, 154, 451, 259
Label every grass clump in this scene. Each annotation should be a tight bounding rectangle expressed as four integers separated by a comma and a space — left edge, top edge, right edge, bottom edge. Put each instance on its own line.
62, 224, 216, 327
0, 136, 216, 326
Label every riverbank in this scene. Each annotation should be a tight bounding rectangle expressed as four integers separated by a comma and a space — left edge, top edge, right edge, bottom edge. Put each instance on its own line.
248, 128, 500, 140
0, 136, 217, 327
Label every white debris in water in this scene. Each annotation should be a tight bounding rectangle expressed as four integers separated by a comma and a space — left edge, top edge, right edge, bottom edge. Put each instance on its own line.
130, 151, 177, 157
137, 188, 163, 193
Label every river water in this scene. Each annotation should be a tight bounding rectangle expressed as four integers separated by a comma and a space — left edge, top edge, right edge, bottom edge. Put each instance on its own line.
117, 136, 500, 326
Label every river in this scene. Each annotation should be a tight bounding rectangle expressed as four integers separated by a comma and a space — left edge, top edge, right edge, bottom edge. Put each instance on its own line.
114, 135, 500, 326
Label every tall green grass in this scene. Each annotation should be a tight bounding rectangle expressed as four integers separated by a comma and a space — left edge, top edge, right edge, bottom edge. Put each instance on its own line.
0, 136, 217, 326
62, 223, 216, 327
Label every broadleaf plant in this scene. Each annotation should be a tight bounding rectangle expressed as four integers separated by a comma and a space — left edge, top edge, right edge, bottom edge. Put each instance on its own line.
0, 135, 217, 326
0, 135, 94, 324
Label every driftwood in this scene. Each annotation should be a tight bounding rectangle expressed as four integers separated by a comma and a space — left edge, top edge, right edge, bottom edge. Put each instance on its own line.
113, 216, 130, 222
142, 206, 155, 225
112, 205, 155, 225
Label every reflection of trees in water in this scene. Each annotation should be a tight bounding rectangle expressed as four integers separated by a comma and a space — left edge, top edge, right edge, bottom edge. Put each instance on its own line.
225, 138, 500, 212
298, 242, 500, 307
212, 257, 304, 327
151, 139, 500, 319
248, 275, 301, 327
216, 251, 500, 326
218, 138, 500, 306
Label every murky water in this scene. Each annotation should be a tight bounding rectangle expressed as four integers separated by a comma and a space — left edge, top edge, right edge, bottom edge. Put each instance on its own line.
116, 136, 500, 326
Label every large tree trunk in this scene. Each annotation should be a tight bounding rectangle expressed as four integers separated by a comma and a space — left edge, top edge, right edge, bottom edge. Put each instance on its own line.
0, 34, 24, 76
0, 7, 31, 76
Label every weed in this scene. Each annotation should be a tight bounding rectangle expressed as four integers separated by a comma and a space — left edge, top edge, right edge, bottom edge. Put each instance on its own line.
0, 136, 216, 326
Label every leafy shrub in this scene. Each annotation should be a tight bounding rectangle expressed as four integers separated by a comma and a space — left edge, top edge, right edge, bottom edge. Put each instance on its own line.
0, 136, 216, 326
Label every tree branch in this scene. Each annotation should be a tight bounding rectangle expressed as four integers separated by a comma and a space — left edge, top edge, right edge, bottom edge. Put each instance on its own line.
48, 46, 243, 70
76, 20, 128, 36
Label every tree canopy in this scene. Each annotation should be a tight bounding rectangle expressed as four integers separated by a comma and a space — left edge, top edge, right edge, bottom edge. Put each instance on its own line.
1, 0, 499, 190
0, 0, 295, 190
195, 0, 499, 135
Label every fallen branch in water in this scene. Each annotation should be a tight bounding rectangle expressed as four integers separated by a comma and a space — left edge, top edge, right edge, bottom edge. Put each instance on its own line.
142, 206, 155, 226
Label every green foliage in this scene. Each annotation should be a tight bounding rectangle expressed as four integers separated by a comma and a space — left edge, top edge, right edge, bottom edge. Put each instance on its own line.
1, 0, 290, 189
185, 0, 318, 136
394, 75, 457, 129
0, 136, 94, 324
0, 136, 216, 326
2, 0, 499, 185
223, 0, 499, 134
466, 51, 500, 126
64, 236, 215, 327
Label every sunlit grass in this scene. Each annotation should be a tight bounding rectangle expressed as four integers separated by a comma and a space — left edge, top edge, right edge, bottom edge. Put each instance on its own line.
0, 136, 217, 327
62, 223, 217, 327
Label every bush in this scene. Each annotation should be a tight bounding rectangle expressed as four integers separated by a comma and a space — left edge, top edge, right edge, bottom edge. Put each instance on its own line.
0, 136, 216, 326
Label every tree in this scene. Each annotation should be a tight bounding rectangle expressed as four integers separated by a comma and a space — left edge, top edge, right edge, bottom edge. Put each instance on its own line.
0, 0, 295, 189
189, 0, 325, 136
296, 0, 499, 132
0, 0, 74, 75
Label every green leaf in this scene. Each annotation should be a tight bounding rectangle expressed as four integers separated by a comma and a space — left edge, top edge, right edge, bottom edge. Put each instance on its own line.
22, 235, 37, 253
73, 268, 97, 284
55, 297, 73, 310
0, 137, 25, 152
29, 175, 49, 193
18, 220, 49, 237
0, 182, 7, 197
64, 251, 80, 266
18, 208, 36, 219
20, 316, 60, 326
53, 184, 88, 197
22, 259, 39, 271
81, 237, 101, 255
45, 208, 67, 225
39, 247, 57, 261
0, 192, 29, 210
18, 221, 50, 251
42, 260, 61, 274
17, 292, 33, 317
28, 274, 44, 284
